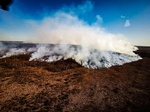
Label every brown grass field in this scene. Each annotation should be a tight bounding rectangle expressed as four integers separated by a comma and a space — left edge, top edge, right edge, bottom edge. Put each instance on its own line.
0, 45, 150, 112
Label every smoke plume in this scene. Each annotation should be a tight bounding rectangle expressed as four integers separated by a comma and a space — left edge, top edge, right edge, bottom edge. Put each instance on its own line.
0, 1, 141, 69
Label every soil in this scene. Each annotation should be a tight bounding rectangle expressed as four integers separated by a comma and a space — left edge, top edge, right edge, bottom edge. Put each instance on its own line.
0, 45, 150, 112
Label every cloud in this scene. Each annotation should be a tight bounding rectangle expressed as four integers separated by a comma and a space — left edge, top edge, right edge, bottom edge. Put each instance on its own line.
94, 15, 103, 25
77, 0, 93, 13
61, 0, 93, 15
121, 15, 125, 18
124, 20, 130, 27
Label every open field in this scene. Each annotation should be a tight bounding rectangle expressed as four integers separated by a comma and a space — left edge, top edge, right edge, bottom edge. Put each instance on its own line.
0, 42, 150, 111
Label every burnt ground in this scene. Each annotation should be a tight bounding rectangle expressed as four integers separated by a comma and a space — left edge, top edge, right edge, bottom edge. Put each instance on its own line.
0, 46, 150, 112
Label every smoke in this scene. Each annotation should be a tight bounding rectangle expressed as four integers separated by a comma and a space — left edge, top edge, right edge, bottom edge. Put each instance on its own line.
2, 48, 26, 58
29, 44, 141, 69
0, 1, 142, 69
124, 20, 130, 27
29, 12, 137, 56
0, 42, 36, 58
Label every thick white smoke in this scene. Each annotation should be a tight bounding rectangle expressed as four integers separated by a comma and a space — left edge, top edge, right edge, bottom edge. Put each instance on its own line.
30, 12, 138, 56
29, 44, 141, 69
0, 1, 142, 69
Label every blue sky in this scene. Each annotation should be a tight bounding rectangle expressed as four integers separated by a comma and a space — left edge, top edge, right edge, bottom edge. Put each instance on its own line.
0, 0, 150, 46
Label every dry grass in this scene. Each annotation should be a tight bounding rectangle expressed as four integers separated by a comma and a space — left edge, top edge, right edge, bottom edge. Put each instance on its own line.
0, 54, 150, 111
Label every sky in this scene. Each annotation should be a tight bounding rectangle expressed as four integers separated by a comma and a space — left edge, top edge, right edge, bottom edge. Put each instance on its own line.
0, 0, 150, 46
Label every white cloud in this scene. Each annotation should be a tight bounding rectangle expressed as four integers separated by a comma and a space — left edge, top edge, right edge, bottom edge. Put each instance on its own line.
124, 20, 130, 27
77, 0, 93, 13
92, 15, 103, 26
96, 15, 103, 24
61, 0, 93, 15
121, 15, 125, 18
